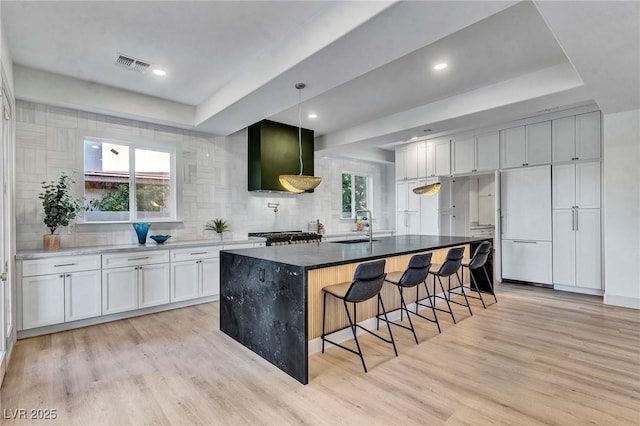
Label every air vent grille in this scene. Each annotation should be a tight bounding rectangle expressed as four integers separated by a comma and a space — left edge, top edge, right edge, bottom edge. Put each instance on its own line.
115, 53, 151, 73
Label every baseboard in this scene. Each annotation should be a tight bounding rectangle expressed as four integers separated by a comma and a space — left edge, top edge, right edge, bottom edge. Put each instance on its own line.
604, 294, 640, 310
553, 284, 604, 296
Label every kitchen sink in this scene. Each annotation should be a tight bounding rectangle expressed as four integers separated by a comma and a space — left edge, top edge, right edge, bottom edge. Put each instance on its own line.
330, 239, 378, 244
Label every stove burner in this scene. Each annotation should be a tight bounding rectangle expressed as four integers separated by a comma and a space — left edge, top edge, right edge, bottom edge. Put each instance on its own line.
249, 231, 322, 246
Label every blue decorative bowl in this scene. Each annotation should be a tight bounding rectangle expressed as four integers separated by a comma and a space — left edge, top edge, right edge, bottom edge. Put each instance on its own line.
150, 235, 171, 244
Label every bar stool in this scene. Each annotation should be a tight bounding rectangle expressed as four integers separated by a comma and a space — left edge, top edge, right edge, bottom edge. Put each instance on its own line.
321, 259, 397, 373
427, 246, 470, 324
377, 253, 440, 344
459, 241, 497, 308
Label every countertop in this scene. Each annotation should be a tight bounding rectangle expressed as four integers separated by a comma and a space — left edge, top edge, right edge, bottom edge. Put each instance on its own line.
222, 234, 492, 270
15, 237, 266, 260
321, 229, 395, 238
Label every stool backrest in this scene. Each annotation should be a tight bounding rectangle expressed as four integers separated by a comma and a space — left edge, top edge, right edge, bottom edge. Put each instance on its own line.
437, 246, 465, 277
398, 253, 432, 287
345, 260, 386, 303
468, 241, 492, 269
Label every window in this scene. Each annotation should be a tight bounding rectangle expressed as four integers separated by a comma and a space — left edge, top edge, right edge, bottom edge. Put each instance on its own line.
341, 172, 372, 219
83, 138, 175, 222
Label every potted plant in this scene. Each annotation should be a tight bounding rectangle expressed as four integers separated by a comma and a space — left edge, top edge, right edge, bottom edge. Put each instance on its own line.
39, 172, 83, 250
205, 218, 229, 240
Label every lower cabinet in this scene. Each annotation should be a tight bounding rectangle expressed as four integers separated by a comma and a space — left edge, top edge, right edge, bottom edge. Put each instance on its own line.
22, 274, 65, 329
102, 251, 170, 315
501, 239, 552, 285
64, 270, 102, 322
170, 247, 222, 302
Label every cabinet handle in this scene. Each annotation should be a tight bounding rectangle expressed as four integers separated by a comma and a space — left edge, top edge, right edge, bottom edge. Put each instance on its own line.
190, 252, 207, 256
575, 210, 579, 231
54, 263, 75, 267
59, 274, 64, 278
66, 274, 71, 277
571, 209, 575, 231
513, 240, 537, 244
128, 257, 149, 261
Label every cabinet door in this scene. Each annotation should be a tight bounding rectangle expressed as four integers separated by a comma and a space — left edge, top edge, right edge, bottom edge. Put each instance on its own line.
139, 263, 170, 309
478, 195, 494, 226
405, 144, 419, 179
552, 116, 575, 162
396, 213, 408, 235
416, 142, 427, 178
396, 181, 408, 212
576, 209, 601, 289
201, 258, 221, 297
171, 261, 199, 302
526, 121, 551, 166
407, 211, 420, 234
576, 162, 600, 208
452, 136, 475, 174
22, 275, 65, 329
501, 240, 552, 284
407, 180, 421, 212
501, 166, 551, 241
475, 132, 499, 172
552, 164, 576, 209
395, 148, 407, 180
419, 180, 439, 235
102, 267, 138, 315
500, 126, 526, 168
425, 141, 435, 177
575, 111, 601, 160
65, 270, 101, 322
434, 139, 451, 176
552, 210, 576, 286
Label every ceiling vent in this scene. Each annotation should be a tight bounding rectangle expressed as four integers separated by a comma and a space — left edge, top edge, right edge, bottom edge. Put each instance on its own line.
115, 53, 151, 73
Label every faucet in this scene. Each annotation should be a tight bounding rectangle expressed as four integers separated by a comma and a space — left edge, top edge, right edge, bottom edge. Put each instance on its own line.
356, 209, 373, 246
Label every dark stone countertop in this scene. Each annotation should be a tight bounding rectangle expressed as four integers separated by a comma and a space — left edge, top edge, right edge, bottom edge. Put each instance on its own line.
222, 235, 492, 270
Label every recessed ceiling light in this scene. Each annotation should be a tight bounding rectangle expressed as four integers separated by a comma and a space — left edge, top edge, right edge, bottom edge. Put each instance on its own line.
152, 69, 167, 76
434, 63, 448, 71
307, 113, 318, 119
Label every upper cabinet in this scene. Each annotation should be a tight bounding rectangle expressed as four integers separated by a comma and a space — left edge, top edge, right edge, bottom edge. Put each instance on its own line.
552, 111, 601, 162
424, 138, 451, 177
395, 143, 419, 180
552, 162, 601, 209
452, 131, 499, 174
500, 121, 551, 169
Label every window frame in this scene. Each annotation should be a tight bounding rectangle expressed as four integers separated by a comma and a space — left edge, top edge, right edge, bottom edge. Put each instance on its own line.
81, 136, 178, 224
341, 171, 373, 220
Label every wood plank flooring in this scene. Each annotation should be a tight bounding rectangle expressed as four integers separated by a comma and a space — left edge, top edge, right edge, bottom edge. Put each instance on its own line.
1, 283, 639, 425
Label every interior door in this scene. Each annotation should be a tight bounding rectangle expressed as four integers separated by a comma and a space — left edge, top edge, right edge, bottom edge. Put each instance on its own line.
0, 85, 11, 383
494, 170, 502, 282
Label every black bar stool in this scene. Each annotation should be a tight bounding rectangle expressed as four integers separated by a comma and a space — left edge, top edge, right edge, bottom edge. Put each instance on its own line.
459, 241, 497, 308
427, 246, 470, 324
377, 253, 440, 344
321, 259, 397, 373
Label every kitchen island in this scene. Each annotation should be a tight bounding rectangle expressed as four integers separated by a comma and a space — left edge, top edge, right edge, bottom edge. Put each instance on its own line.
220, 235, 493, 384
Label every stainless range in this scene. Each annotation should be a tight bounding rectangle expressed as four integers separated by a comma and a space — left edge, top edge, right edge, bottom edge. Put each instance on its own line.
248, 231, 322, 246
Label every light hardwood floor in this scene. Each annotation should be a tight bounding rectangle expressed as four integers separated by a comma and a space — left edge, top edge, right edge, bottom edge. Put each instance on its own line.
1, 283, 639, 425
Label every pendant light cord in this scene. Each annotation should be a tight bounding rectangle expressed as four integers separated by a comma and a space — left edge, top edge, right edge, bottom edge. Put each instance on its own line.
298, 86, 304, 176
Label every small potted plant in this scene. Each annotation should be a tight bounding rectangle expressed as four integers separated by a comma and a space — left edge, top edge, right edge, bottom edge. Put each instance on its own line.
205, 218, 229, 240
39, 172, 83, 250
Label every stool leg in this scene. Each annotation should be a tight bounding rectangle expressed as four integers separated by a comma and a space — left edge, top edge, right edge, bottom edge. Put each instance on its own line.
344, 300, 367, 373
471, 268, 487, 309
398, 287, 418, 344
456, 270, 473, 316
423, 280, 441, 334
378, 294, 398, 355
321, 292, 328, 353
483, 264, 498, 303
437, 275, 456, 324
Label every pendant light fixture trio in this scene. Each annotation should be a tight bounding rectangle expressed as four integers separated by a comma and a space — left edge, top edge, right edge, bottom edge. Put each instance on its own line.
278, 83, 322, 193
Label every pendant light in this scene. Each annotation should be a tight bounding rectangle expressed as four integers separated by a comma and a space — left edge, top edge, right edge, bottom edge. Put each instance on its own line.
412, 182, 441, 195
278, 83, 322, 193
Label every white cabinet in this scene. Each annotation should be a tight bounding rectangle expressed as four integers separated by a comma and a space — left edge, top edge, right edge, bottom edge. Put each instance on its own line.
21, 254, 102, 330
452, 132, 499, 174
170, 247, 222, 302
422, 139, 451, 177
552, 162, 600, 209
395, 143, 419, 180
500, 121, 551, 169
501, 240, 552, 284
396, 211, 419, 235
553, 209, 601, 290
552, 112, 601, 162
419, 179, 440, 235
396, 180, 422, 235
102, 251, 170, 315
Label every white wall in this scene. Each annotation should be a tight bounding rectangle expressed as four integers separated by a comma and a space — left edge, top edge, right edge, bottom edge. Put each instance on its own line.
14, 101, 392, 250
1, 25, 14, 90
603, 109, 640, 309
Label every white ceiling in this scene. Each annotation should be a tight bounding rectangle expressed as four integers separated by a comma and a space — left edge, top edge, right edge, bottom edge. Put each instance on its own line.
2, 0, 638, 159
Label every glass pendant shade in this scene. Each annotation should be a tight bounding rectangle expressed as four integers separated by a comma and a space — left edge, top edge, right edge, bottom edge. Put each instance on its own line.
412, 182, 441, 195
279, 83, 322, 193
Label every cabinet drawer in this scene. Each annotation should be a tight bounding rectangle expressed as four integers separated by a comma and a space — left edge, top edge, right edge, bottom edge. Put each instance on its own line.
102, 250, 169, 269
171, 246, 222, 262
22, 254, 101, 277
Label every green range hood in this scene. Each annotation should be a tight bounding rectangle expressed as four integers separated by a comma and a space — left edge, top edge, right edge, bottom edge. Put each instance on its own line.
248, 119, 315, 192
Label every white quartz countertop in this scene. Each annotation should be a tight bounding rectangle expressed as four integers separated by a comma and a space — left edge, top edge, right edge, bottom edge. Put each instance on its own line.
15, 237, 266, 260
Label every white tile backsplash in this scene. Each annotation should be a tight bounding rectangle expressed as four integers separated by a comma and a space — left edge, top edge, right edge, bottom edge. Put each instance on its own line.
15, 100, 392, 250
